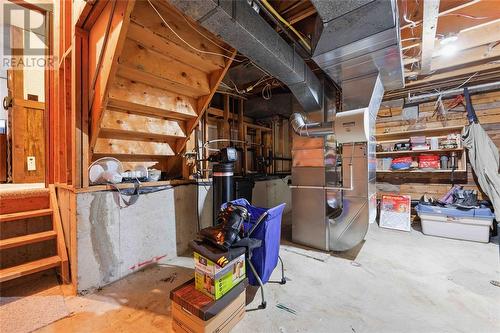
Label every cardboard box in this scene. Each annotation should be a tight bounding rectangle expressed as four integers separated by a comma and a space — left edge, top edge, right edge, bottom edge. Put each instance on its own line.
171, 279, 246, 333
194, 252, 245, 300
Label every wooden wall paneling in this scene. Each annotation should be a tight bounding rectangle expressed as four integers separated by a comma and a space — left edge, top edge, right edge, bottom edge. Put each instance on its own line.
377, 89, 500, 201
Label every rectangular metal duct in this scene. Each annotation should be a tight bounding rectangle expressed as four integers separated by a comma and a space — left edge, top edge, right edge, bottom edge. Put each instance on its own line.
169, 0, 323, 112
310, 0, 405, 91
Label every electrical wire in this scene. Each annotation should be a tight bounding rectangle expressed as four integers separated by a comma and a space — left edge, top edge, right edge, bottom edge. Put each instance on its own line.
146, 0, 243, 62
442, 13, 489, 20
454, 72, 479, 90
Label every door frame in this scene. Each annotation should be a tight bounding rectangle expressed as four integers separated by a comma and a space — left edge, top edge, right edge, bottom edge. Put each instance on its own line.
7, 0, 53, 186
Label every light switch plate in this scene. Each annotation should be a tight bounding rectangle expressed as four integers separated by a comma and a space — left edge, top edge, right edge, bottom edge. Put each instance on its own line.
27, 156, 36, 171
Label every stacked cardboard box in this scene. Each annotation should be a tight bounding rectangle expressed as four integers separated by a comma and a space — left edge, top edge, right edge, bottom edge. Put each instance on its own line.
170, 278, 247, 333
170, 243, 247, 332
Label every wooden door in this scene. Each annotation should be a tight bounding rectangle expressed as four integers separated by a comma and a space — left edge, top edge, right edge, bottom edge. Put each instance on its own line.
7, 26, 46, 183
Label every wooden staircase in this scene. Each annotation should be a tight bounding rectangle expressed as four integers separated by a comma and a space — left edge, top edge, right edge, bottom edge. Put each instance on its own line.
87, 0, 235, 176
0, 185, 69, 284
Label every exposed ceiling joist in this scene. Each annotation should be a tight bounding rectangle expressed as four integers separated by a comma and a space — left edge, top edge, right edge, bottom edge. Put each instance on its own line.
400, 0, 480, 30
420, 0, 440, 74
431, 45, 500, 72
406, 62, 500, 86
404, 19, 500, 66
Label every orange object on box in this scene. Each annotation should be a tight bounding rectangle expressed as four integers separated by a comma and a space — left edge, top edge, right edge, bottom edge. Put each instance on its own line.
418, 154, 440, 169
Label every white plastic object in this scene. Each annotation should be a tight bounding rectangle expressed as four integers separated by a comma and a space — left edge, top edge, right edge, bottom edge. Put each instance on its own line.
334, 108, 369, 143
418, 211, 493, 243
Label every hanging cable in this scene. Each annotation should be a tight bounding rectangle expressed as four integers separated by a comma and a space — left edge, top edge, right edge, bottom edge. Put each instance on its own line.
147, 0, 243, 62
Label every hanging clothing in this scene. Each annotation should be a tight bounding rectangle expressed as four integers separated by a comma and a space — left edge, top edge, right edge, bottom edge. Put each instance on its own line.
462, 123, 500, 220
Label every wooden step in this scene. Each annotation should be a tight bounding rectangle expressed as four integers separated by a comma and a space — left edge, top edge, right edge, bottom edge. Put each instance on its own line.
0, 230, 57, 250
0, 208, 53, 223
0, 189, 50, 214
0, 256, 61, 283
99, 108, 187, 141
108, 76, 197, 120
93, 138, 176, 157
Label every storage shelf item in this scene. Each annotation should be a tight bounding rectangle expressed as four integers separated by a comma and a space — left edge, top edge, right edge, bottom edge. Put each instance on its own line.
376, 125, 466, 178
376, 148, 463, 157
375, 125, 464, 141
376, 169, 467, 174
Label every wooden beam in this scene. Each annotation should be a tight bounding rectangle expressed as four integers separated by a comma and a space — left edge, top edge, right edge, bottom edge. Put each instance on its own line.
288, 6, 316, 25
431, 45, 500, 72
223, 95, 230, 139
238, 100, 246, 175
420, 0, 440, 74
207, 107, 252, 123
401, 0, 481, 30
245, 122, 272, 132
89, 0, 135, 154
49, 185, 69, 284
407, 63, 500, 86
404, 20, 500, 67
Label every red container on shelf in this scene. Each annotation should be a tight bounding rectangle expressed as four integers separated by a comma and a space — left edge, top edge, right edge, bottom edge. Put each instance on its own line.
418, 154, 440, 169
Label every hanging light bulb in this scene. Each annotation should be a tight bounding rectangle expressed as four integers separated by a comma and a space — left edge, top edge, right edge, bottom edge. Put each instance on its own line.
440, 44, 458, 57
439, 34, 459, 57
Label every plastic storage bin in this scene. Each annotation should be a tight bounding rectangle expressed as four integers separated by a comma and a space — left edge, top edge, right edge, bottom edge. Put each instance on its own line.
416, 204, 494, 243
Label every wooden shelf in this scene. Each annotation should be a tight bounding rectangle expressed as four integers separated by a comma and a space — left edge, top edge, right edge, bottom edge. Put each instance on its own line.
376, 148, 463, 157
376, 126, 463, 141
376, 169, 467, 174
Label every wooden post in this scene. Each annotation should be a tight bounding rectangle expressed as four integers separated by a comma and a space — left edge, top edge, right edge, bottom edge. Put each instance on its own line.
238, 99, 246, 175
223, 94, 230, 140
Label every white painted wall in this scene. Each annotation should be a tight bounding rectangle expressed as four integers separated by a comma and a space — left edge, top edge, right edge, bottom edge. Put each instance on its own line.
76, 179, 291, 292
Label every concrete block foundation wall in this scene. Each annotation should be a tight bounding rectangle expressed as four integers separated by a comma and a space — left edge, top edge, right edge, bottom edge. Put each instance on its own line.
76, 179, 291, 292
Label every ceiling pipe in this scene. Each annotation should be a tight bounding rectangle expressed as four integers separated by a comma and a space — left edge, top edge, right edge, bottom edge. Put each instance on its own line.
290, 113, 334, 137
407, 81, 500, 103
169, 0, 323, 112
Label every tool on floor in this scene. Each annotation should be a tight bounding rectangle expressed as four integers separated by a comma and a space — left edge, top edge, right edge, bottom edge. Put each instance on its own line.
276, 303, 297, 315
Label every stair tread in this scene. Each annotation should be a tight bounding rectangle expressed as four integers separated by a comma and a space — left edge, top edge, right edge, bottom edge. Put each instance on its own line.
0, 256, 61, 283
0, 208, 53, 223
0, 230, 57, 250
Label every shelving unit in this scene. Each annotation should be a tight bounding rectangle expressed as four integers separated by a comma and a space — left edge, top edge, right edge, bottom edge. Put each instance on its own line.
375, 126, 467, 179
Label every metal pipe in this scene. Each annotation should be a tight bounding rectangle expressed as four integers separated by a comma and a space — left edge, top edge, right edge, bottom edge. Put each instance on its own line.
290, 113, 334, 137
256, 0, 312, 53
407, 81, 500, 103
252, 0, 310, 58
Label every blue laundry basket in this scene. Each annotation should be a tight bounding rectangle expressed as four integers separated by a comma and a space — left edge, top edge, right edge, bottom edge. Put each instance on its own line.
223, 198, 286, 286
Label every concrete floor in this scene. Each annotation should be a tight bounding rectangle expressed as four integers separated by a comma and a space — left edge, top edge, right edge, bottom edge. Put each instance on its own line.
39, 223, 500, 333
